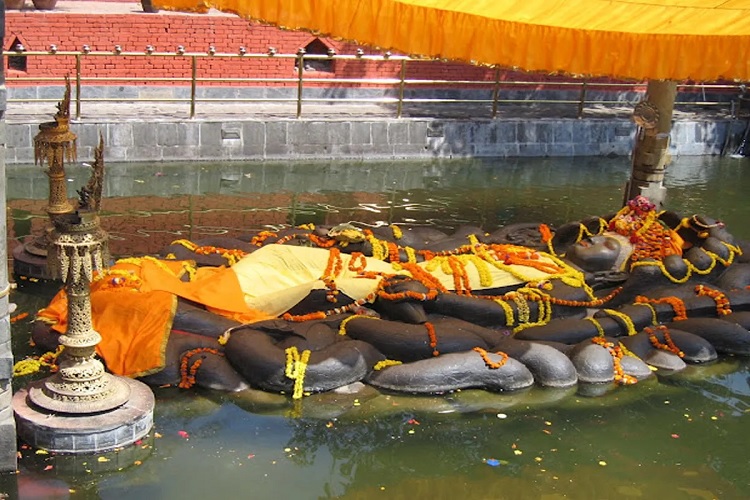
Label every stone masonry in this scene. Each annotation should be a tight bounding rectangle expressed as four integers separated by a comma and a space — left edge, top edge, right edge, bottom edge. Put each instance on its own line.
3, 114, 742, 165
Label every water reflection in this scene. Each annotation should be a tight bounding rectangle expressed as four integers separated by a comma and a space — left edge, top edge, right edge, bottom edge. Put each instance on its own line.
8, 156, 750, 262
6, 156, 750, 499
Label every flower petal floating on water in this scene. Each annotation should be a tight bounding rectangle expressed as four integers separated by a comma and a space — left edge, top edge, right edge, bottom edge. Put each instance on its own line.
485, 458, 500, 467
178, 430, 189, 439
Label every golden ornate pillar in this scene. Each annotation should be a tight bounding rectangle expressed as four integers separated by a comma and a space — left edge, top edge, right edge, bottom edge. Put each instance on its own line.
24, 77, 77, 261
28, 136, 131, 413
34, 76, 76, 216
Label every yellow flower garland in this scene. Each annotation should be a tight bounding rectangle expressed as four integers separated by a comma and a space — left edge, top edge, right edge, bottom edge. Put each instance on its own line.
170, 239, 198, 252
403, 246, 417, 263
373, 359, 402, 370
633, 301, 659, 326
630, 242, 741, 284
462, 254, 493, 287
13, 346, 64, 377
509, 292, 530, 325
585, 316, 605, 337
618, 341, 641, 359
366, 234, 390, 261
284, 346, 312, 400
493, 298, 515, 327
511, 287, 552, 333
338, 314, 378, 336
601, 309, 637, 336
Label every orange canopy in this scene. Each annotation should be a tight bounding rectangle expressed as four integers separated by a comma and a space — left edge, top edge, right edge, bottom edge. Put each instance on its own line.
153, 0, 750, 81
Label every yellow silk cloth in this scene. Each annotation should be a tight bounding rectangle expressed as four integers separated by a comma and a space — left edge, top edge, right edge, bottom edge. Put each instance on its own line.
231, 244, 572, 316
154, 0, 750, 81
36, 258, 273, 378
231, 244, 399, 316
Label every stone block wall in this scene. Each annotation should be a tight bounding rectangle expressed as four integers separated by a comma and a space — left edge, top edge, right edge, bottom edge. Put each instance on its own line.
2, 116, 735, 165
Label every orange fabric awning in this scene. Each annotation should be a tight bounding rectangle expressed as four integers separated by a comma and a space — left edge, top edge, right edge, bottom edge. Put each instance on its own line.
153, 0, 750, 81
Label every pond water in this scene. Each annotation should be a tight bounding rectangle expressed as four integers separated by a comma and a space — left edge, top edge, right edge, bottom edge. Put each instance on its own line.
3, 156, 750, 499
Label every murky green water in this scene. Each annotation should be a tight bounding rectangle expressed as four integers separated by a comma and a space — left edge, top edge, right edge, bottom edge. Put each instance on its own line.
3, 156, 750, 499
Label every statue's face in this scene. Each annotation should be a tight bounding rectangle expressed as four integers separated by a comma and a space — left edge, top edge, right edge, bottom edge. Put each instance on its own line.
566, 235, 623, 272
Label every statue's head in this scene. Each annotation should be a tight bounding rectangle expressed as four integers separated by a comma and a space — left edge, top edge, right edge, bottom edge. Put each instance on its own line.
565, 233, 632, 272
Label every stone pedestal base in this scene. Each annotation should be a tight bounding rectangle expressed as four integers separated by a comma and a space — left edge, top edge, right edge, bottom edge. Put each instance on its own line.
12, 242, 55, 281
12, 377, 154, 454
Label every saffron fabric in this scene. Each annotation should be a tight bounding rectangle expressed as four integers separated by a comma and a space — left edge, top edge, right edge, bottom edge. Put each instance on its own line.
37, 258, 273, 378
153, 0, 750, 81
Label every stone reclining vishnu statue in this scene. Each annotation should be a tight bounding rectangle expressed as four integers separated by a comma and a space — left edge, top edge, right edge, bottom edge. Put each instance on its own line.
29, 195, 750, 399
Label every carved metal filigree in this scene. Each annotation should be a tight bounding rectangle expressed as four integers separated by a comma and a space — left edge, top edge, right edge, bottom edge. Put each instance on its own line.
77, 134, 105, 212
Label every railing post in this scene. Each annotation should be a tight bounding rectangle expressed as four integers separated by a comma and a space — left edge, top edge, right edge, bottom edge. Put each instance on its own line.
190, 56, 197, 119
75, 54, 82, 119
296, 48, 306, 119
577, 81, 587, 118
491, 67, 500, 118
397, 59, 407, 119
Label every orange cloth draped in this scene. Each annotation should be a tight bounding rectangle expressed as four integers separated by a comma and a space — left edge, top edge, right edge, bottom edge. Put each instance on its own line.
36, 258, 272, 378
154, 0, 750, 81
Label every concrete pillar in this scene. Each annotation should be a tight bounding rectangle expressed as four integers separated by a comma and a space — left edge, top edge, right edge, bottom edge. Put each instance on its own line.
625, 80, 677, 207
0, 0, 19, 474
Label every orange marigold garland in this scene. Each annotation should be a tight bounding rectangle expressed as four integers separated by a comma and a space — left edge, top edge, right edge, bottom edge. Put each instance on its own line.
347, 252, 368, 273
393, 262, 447, 293
322, 247, 343, 303
282, 291, 379, 322
387, 241, 401, 263
694, 284, 732, 316
179, 347, 224, 389
308, 233, 337, 248
250, 231, 278, 246
445, 256, 472, 295
635, 295, 688, 321
538, 223, 556, 255
644, 325, 684, 358
10, 312, 29, 323
425, 321, 439, 356
591, 336, 638, 385
472, 346, 509, 369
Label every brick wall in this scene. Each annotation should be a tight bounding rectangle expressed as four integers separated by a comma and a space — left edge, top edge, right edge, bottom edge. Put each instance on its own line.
3, 5, 601, 90
3, 7, 509, 87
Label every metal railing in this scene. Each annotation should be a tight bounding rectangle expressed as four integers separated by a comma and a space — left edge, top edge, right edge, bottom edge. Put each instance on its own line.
5, 46, 745, 119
